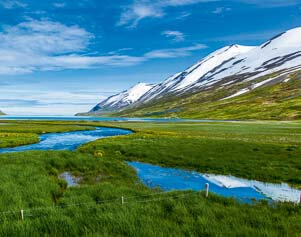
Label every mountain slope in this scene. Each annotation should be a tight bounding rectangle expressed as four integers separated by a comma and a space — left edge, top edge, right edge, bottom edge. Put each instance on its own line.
77, 83, 154, 115
116, 70, 301, 120
138, 44, 255, 103
0, 110, 5, 116
83, 27, 301, 120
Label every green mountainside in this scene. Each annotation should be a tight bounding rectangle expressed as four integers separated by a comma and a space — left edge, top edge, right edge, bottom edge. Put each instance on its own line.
114, 70, 301, 120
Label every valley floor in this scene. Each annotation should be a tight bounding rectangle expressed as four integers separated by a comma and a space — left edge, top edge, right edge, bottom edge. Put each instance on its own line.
0, 120, 300, 236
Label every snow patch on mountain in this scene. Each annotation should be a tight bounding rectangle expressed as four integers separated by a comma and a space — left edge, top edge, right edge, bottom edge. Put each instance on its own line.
221, 88, 250, 100
172, 45, 255, 91
252, 78, 275, 89
90, 83, 154, 112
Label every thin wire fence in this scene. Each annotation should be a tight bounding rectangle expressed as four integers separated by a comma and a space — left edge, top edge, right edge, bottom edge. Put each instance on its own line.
0, 191, 203, 221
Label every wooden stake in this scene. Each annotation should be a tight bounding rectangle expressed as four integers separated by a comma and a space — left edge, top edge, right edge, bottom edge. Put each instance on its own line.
21, 209, 24, 220
205, 183, 209, 198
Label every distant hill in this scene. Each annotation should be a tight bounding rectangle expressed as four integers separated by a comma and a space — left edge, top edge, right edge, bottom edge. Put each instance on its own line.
80, 27, 301, 120
0, 110, 5, 115
77, 83, 154, 116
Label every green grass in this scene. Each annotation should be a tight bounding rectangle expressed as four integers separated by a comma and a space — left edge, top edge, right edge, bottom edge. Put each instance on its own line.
0, 122, 93, 148
0, 121, 94, 134
0, 151, 300, 236
0, 133, 39, 148
0, 120, 300, 236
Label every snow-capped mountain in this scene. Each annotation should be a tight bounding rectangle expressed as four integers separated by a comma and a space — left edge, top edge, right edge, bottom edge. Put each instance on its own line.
137, 27, 301, 104
84, 27, 301, 115
138, 44, 255, 102
88, 83, 154, 113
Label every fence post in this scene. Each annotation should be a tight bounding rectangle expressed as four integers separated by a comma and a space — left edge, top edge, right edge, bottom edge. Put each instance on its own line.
21, 209, 24, 220
205, 183, 209, 198
121, 196, 124, 205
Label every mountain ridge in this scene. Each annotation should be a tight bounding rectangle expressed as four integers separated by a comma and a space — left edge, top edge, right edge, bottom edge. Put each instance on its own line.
79, 27, 301, 120
76, 83, 154, 116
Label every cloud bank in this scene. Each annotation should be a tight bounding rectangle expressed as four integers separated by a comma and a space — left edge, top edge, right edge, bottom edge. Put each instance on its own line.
118, 0, 301, 28
0, 19, 207, 75
118, 0, 217, 28
162, 30, 185, 42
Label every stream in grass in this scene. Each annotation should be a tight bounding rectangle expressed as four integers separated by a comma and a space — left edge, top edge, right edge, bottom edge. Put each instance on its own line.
0, 125, 299, 203
128, 162, 301, 204
0, 127, 132, 153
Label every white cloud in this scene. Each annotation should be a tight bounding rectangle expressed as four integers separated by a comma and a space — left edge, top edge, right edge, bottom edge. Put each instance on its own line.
209, 30, 283, 42
118, 3, 164, 28
118, 0, 217, 27
53, 2, 66, 8
0, 89, 107, 115
1, 20, 93, 54
0, 19, 207, 75
233, 0, 300, 7
118, 0, 301, 27
145, 44, 207, 59
162, 30, 185, 42
212, 7, 231, 14
176, 11, 191, 20
0, 0, 27, 9
0, 20, 146, 74
107, 48, 133, 55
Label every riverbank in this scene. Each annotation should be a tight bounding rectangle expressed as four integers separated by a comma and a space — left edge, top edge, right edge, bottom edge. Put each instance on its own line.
79, 120, 301, 187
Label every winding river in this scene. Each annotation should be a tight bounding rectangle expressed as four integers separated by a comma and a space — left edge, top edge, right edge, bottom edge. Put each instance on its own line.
0, 126, 299, 203
0, 127, 132, 153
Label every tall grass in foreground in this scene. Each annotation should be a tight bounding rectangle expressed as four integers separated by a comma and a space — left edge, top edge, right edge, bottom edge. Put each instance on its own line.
0, 151, 299, 236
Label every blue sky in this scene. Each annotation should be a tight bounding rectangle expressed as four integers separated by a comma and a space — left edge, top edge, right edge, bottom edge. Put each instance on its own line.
0, 0, 300, 115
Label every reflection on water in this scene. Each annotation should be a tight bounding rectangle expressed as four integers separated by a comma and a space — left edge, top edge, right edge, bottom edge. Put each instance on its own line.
59, 172, 80, 187
128, 162, 301, 203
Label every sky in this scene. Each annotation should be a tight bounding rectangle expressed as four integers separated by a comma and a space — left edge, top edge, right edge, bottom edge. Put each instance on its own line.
0, 0, 301, 115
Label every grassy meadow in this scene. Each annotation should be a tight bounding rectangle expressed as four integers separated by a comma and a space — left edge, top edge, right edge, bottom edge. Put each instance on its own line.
0, 120, 300, 236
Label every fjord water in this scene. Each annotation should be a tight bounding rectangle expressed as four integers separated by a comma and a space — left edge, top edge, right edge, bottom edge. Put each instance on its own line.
0, 115, 201, 122
128, 162, 301, 203
0, 127, 132, 153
